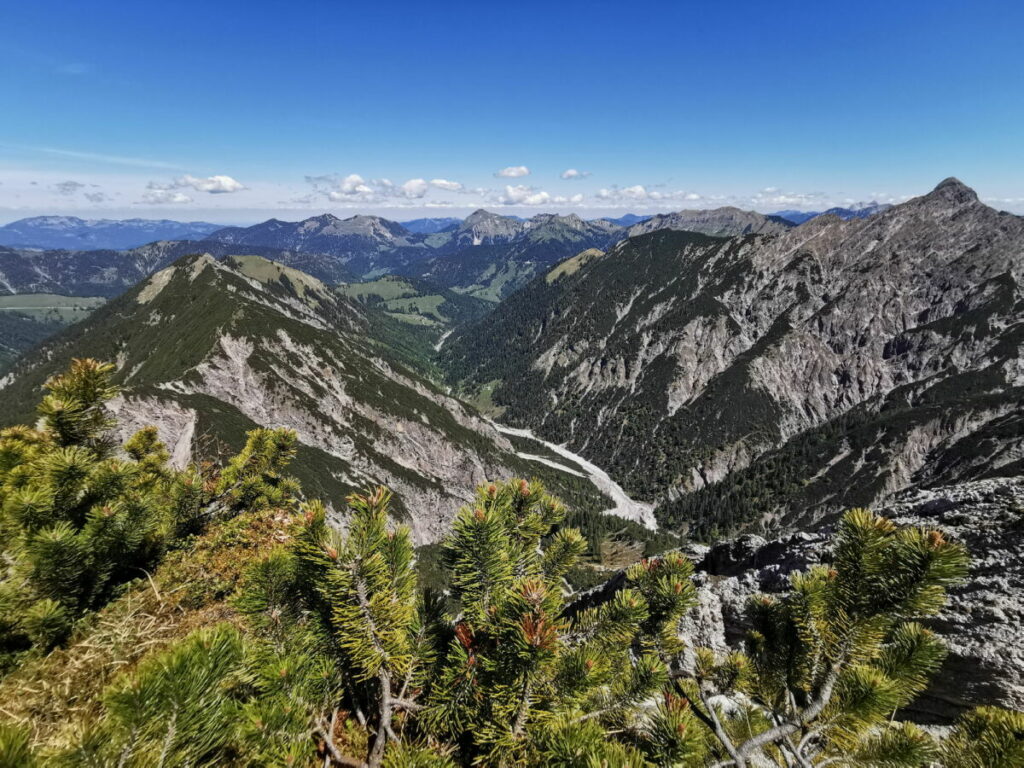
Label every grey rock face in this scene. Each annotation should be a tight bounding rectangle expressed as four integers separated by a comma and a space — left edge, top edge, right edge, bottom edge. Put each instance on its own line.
677, 476, 1024, 723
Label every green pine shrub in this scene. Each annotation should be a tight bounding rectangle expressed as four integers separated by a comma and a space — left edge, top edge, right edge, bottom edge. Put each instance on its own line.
0, 359, 302, 671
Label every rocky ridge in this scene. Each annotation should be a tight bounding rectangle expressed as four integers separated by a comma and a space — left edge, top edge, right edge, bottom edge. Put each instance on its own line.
571, 476, 1024, 723
681, 476, 1024, 723
625, 206, 793, 238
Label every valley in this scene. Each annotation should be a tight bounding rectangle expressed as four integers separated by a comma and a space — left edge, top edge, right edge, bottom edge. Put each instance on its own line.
3, 178, 1021, 547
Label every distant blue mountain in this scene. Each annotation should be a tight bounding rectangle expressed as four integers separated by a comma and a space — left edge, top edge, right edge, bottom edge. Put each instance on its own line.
772, 203, 892, 225
772, 209, 818, 225
398, 217, 462, 234
0, 216, 223, 250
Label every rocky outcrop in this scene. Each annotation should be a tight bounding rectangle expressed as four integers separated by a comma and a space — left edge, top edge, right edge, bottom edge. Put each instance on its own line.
676, 476, 1024, 723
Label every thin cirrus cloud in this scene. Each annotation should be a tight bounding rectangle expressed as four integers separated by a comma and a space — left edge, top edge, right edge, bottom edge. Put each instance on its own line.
3, 143, 183, 170
430, 178, 464, 192
55, 62, 91, 76
494, 166, 530, 178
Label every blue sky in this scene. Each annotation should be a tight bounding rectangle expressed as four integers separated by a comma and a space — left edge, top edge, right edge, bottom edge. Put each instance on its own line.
2, 0, 1023, 223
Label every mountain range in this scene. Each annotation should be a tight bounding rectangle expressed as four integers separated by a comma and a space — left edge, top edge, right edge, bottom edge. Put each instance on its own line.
442, 178, 1024, 539
0, 216, 222, 250
0, 177, 1021, 726
771, 202, 893, 225
201, 209, 627, 299
2, 181, 1015, 546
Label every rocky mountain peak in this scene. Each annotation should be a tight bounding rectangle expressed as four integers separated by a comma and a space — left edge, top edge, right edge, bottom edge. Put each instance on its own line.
463, 209, 501, 224
925, 177, 980, 206
309, 213, 343, 225
456, 209, 525, 246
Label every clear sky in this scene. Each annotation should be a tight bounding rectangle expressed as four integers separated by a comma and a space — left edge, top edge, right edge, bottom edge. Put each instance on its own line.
2, 0, 1023, 223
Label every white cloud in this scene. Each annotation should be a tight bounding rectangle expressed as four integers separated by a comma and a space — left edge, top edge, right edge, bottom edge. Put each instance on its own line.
303, 173, 471, 205
149, 174, 245, 193
596, 185, 650, 201
141, 189, 192, 204
312, 173, 375, 201
180, 174, 245, 194
495, 165, 530, 178
560, 168, 590, 180
400, 178, 430, 199
500, 184, 551, 206
147, 174, 245, 195
430, 178, 464, 192
746, 186, 828, 209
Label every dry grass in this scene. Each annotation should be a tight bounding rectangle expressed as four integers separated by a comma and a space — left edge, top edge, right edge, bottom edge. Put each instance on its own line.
0, 506, 298, 750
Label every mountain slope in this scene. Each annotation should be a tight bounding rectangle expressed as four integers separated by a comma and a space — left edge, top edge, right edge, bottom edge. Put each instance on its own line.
0, 253, 628, 544
443, 179, 1024, 539
0, 216, 222, 250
